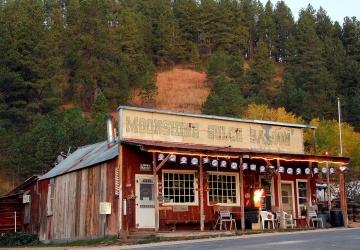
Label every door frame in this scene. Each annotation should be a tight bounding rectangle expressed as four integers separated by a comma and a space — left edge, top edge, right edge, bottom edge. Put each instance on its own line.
281, 180, 296, 217
135, 174, 155, 229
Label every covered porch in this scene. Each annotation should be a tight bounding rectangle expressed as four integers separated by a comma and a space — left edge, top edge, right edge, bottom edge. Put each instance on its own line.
120, 139, 349, 233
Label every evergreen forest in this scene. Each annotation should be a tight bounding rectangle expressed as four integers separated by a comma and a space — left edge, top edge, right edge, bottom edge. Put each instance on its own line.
1, 0, 360, 192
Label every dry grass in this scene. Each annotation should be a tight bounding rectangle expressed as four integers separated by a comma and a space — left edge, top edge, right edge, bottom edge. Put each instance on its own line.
130, 66, 210, 114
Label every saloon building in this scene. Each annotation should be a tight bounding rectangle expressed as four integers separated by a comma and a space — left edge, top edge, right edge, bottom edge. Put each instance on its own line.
1, 106, 350, 241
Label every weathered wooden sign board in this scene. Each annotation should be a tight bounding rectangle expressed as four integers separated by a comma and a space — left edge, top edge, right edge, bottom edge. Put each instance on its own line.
119, 107, 305, 154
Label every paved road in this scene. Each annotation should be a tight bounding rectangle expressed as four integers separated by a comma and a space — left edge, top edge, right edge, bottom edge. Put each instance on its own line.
122, 228, 360, 250
2, 228, 359, 250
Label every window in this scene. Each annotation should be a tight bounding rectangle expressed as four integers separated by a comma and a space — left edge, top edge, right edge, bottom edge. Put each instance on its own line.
297, 180, 308, 217
47, 179, 55, 216
163, 171, 197, 204
208, 172, 239, 205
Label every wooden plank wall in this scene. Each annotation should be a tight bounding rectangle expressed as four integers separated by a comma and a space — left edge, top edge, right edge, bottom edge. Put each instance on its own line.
0, 196, 22, 233
38, 159, 118, 241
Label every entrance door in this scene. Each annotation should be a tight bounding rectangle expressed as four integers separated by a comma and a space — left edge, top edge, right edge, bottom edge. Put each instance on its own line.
281, 182, 295, 217
135, 175, 155, 228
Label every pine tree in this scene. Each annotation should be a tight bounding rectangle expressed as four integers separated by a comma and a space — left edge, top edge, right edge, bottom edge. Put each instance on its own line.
247, 40, 275, 102
257, 0, 276, 58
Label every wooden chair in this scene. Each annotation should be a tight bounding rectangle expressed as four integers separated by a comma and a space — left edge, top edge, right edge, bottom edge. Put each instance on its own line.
214, 211, 237, 230
276, 211, 295, 229
307, 206, 324, 228
259, 211, 275, 229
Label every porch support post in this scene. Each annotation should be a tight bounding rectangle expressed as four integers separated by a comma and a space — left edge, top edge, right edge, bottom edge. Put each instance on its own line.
276, 159, 285, 229
199, 156, 205, 231
326, 162, 331, 214
153, 152, 159, 232
339, 168, 348, 227
306, 161, 312, 227
239, 157, 245, 231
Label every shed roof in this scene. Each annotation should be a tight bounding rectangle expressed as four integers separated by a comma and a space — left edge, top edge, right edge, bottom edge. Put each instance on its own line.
40, 141, 118, 180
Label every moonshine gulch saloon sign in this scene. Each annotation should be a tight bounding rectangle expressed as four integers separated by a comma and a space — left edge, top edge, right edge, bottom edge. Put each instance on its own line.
125, 116, 292, 147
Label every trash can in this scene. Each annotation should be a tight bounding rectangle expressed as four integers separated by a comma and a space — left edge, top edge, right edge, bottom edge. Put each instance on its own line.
330, 209, 344, 227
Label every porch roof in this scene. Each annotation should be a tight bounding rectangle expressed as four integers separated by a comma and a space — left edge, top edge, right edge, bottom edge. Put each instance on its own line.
121, 139, 350, 165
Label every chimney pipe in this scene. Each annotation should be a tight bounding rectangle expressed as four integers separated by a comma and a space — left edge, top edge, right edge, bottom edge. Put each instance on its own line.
107, 116, 114, 145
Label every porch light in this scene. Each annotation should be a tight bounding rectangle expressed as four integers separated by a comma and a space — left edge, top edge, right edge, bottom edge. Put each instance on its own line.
220, 160, 227, 168
191, 157, 199, 166
313, 167, 319, 174
211, 159, 218, 167
259, 165, 265, 173
180, 156, 187, 165
169, 154, 177, 162
305, 168, 311, 175
329, 167, 336, 174
230, 162, 238, 170
157, 153, 165, 161
287, 168, 293, 175
278, 166, 285, 173
250, 164, 256, 171
296, 168, 301, 175
254, 189, 265, 208
321, 167, 328, 174
242, 163, 248, 170
339, 166, 348, 172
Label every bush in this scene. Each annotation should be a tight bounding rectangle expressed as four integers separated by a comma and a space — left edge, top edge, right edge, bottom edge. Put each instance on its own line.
0, 232, 39, 246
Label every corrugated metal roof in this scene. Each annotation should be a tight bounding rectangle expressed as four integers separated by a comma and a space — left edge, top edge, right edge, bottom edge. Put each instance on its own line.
40, 141, 118, 180
117, 105, 317, 129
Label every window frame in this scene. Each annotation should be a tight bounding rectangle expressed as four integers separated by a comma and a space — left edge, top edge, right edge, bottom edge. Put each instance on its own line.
162, 170, 198, 206
207, 171, 240, 207
296, 179, 308, 218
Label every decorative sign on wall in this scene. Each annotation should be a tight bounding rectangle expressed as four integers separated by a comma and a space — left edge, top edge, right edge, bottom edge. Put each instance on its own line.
140, 163, 152, 172
119, 108, 305, 154
99, 202, 112, 215
172, 205, 189, 212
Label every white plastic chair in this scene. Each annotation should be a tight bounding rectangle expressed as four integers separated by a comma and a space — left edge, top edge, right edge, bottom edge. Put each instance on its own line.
260, 211, 275, 229
214, 211, 237, 230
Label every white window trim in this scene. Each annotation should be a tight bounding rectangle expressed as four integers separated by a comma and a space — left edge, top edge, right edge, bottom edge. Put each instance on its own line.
281, 180, 296, 217
162, 170, 198, 206
296, 179, 309, 218
207, 171, 240, 207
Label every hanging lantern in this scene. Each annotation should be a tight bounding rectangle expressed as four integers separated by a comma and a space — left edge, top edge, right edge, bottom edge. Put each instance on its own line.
169, 154, 177, 162
259, 165, 266, 173
191, 158, 199, 166
340, 166, 348, 172
242, 163, 248, 170
203, 157, 210, 165
296, 168, 302, 175
305, 168, 311, 175
278, 166, 285, 173
157, 153, 165, 161
230, 162, 238, 170
250, 164, 256, 171
287, 168, 293, 175
313, 167, 319, 174
330, 167, 336, 174
322, 167, 328, 174
211, 159, 218, 167
180, 156, 187, 165
220, 160, 227, 168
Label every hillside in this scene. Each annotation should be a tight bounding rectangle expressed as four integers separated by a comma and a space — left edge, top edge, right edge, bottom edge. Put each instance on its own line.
130, 66, 210, 113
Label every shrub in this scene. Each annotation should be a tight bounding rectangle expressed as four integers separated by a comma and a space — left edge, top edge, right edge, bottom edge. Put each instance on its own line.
0, 232, 39, 246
